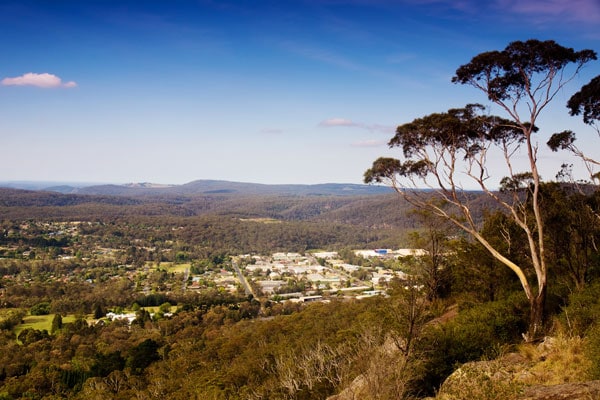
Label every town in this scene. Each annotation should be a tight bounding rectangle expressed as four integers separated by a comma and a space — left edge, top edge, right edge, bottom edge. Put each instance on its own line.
233, 249, 425, 301
0, 220, 428, 315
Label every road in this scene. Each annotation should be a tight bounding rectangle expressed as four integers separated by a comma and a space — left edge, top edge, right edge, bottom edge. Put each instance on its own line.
231, 261, 255, 298
182, 267, 189, 291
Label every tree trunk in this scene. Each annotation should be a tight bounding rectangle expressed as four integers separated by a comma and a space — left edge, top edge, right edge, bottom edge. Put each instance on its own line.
527, 285, 546, 342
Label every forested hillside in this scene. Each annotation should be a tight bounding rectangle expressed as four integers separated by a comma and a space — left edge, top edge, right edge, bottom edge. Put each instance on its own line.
0, 187, 417, 225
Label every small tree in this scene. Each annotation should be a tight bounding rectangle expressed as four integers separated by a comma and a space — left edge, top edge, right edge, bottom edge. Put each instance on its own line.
365, 40, 597, 340
30, 301, 51, 316
94, 303, 106, 319
386, 277, 431, 359
51, 313, 63, 334
407, 210, 454, 301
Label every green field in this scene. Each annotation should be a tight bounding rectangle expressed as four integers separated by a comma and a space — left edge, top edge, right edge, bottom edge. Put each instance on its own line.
14, 314, 78, 339
153, 262, 190, 274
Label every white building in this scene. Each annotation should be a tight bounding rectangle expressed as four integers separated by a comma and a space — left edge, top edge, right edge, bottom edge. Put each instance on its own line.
312, 251, 339, 259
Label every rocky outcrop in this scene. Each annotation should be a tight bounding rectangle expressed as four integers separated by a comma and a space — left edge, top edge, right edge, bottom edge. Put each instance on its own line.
436, 336, 597, 400
520, 381, 600, 399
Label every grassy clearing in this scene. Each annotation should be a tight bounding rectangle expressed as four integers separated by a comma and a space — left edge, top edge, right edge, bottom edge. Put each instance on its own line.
142, 305, 177, 313
14, 314, 78, 338
153, 262, 190, 273
239, 217, 281, 224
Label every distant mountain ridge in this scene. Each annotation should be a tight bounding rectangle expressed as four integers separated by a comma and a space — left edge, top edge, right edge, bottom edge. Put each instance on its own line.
0, 184, 407, 227
0, 182, 493, 229
0, 179, 393, 197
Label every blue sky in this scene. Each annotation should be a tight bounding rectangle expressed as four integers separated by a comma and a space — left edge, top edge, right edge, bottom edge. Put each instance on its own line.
1, 0, 599, 186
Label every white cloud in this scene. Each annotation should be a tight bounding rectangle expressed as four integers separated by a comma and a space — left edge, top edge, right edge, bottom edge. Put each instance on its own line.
319, 118, 357, 127
319, 118, 394, 134
259, 128, 284, 135
351, 139, 387, 147
494, 0, 600, 24
1, 72, 77, 88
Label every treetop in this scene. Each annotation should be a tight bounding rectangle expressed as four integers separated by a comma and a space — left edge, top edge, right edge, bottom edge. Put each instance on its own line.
452, 39, 597, 102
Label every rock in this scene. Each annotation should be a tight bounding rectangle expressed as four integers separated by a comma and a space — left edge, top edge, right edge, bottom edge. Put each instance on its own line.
439, 352, 531, 392
326, 375, 365, 400
535, 336, 557, 361
519, 380, 600, 399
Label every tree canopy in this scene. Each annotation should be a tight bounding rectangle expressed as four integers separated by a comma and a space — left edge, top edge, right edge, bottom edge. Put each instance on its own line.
567, 74, 600, 126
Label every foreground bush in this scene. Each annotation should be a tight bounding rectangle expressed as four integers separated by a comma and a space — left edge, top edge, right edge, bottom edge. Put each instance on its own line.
416, 294, 528, 396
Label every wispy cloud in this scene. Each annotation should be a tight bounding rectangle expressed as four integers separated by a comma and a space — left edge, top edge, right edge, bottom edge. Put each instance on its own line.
495, 0, 600, 24
319, 118, 356, 127
319, 118, 394, 134
351, 139, 387, 147
277, 39, 431, 89
281, 41, 364, 72
259, 128, 284, 135
386, 52, 417, 64
1, 73, 77, 88
391, 0, 600, 24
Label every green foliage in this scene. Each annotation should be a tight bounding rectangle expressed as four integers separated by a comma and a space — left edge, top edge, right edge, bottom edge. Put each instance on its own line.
452, 39, 596, 102
134, 293, 170, 307
540, 183, 600, 290
90, 351, 125, 377
60, 368, 91, 390
30, 302, 51, 316
417, 296, 528, 396
567, 74, 600, 125
133, 309, 151, 327
93, 304, 105, 319
561, 282, 600, 335
17, 328, 50, 345
561, 282, 600, 379
65, 316, 92, 335
584, 323, 600, 379
126, 339, 160, 375
0, 309, 26, 331
158, 302, 172, 314
51, 314, 63, 334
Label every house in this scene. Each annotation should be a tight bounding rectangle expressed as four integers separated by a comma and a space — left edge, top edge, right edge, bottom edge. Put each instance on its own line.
290, 295, 323, 303
312, 251, 338, 259
339, 263, 361, 273
106, 312, 137, 324
257, 280, 286, 294
392, 249, 428, 257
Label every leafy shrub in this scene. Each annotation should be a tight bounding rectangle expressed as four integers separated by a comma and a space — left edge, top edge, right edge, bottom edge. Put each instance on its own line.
126, 339, 160, 375
30, 302, 51, 316
0, 309, 26, 331
17, 328, 50, 345
134, 293, 170, 307
585, 323, 600, 379
158, 302, 172, 313
560, 282, 600, 335
416, 295, 528, 396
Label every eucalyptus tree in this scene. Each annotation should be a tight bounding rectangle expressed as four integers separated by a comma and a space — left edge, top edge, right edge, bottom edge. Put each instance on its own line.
365, 40, 597, 340
567, 74, 600, 132
548, 75, 600, 180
